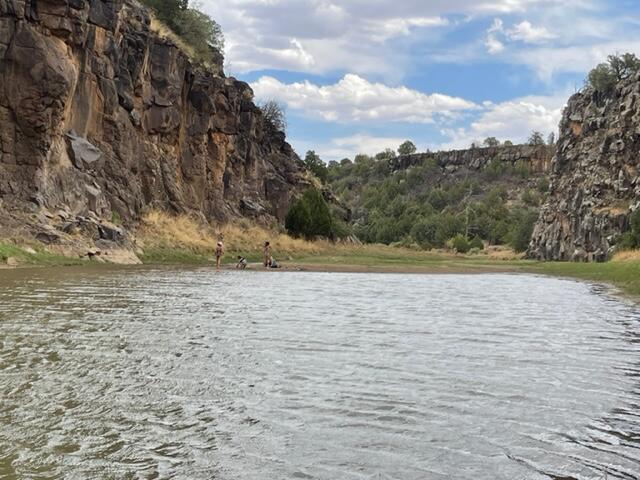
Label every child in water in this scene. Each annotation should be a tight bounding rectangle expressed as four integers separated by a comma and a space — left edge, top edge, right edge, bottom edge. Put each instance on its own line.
215, 241, 224, 270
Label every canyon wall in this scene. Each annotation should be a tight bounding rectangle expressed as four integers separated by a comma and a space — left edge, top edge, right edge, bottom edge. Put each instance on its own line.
529, 75, 640, 261
0, 0, 306, 239
391, 144, 554, 175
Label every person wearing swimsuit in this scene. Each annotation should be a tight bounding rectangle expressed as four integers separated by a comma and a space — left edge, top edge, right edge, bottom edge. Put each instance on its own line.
215, 241, 224, 270
263, 241, 271, 268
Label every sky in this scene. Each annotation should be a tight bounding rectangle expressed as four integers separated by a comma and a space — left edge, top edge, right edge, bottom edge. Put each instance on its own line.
198, 0, 640, 160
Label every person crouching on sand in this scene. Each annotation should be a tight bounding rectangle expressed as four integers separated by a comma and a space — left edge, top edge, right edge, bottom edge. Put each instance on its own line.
236, 255, 247, 269
263, 241, 271, 268
215, 241, 224, 270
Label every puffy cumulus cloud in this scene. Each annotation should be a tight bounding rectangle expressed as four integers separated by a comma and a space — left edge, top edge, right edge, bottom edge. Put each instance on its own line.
485, 17, 556, 54
251, 74, 478, 124
199, 0, 554, 74
439, 91, 568, 149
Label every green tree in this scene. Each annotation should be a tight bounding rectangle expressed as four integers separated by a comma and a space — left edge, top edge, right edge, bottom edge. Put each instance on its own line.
398, 140, 417, 156
141, 0, 224, 62
284, 198, 311, 238
483, 137, 500, 147
586, 63, 617, 92
285, 188, 333, 239
528, 131, 545, 146
607, 53, 640, 81
177, 8, 224, 60
259, 99, 287, 132
503, 140, 514, 146
303, 150, 329, 183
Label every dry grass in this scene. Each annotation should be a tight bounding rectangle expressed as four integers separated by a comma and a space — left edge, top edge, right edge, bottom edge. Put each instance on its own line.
611, 249, 640, 262
149, 15, 196, 59
137, 210, 329, 259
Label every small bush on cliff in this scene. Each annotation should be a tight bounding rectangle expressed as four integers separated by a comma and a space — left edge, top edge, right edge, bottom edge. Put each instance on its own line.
142, 0, 224, 63
258, 99, 287, 132
586, 53, 640, 92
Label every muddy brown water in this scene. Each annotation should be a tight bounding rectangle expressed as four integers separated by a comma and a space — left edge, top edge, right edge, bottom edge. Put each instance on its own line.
1, 267, 639, 479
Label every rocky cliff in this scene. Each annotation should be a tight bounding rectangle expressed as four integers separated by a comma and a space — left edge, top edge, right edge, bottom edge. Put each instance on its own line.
0, 0, 306, 244
529, 74, 640, 261
391, 144, 553, 175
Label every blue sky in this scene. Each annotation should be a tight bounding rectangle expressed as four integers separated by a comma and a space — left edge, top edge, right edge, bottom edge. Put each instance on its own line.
200, 0, 640, 160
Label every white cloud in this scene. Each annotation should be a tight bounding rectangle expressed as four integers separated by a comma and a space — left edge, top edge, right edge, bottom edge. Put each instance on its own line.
301, 134, 415, 160
506, 20, 556, 43
439, 91, 568, 149
485, 18, 505, 54
200, 0, 558, 75
251, 74, 478, 124
514, 40, 640, 80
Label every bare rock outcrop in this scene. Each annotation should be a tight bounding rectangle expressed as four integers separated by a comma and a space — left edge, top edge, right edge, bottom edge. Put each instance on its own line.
0, 0, 306, 239
391, 144, 553, 175
528, 74, 640, 261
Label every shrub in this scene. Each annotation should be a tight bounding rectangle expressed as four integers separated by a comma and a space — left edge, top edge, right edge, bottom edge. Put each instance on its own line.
285, 198, 312, 238
469, 235, 484, 250
630, 208, 640, 244
617, 232, 637, 250
514, 160, 531, 179
285, 188, 330, 238
509, 209, 539, 252
142, 0, 224, 63
537, 177, 550, 193
450, 234, 471, 253
484, 158, 507, 180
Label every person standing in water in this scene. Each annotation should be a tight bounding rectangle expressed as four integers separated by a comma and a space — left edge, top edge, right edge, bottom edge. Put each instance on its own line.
215, 241, 224, 270
263, 241, 271, 268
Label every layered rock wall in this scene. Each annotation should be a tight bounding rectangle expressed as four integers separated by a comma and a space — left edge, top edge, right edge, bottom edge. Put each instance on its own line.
529, 75, 640, 261
0, 0, 305, 233
391, 144, 553, 175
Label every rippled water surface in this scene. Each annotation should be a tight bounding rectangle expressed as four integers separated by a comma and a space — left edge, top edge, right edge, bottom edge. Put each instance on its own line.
1, 268, 640, 479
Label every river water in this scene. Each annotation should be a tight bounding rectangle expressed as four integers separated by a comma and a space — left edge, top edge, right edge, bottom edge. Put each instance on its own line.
1, 268, 639, 480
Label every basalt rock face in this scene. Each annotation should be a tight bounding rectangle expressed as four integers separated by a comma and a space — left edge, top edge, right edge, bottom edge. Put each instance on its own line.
391, 144, 553, 175
528, 75, 640, 261
0, 0, 305, 234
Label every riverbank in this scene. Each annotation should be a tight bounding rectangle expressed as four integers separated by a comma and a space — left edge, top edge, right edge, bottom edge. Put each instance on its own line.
3, 209, 640, 299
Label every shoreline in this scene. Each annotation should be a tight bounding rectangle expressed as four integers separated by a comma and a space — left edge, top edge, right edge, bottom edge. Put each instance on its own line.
3, 240, 639, 302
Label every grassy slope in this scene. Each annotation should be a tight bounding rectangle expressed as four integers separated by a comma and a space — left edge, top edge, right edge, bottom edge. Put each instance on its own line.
0, 243, 84, 267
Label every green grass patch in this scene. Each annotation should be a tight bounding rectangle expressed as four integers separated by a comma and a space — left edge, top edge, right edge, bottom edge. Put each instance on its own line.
527, 261, 640, 297
0, 242, 84, 267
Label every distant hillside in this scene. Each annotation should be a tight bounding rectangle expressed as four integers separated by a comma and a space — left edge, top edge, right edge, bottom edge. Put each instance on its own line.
327, 144, 553, 252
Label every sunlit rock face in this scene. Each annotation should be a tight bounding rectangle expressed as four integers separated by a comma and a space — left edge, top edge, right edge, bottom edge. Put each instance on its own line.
529, 74, 640, 261
0, 0, 306, 227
